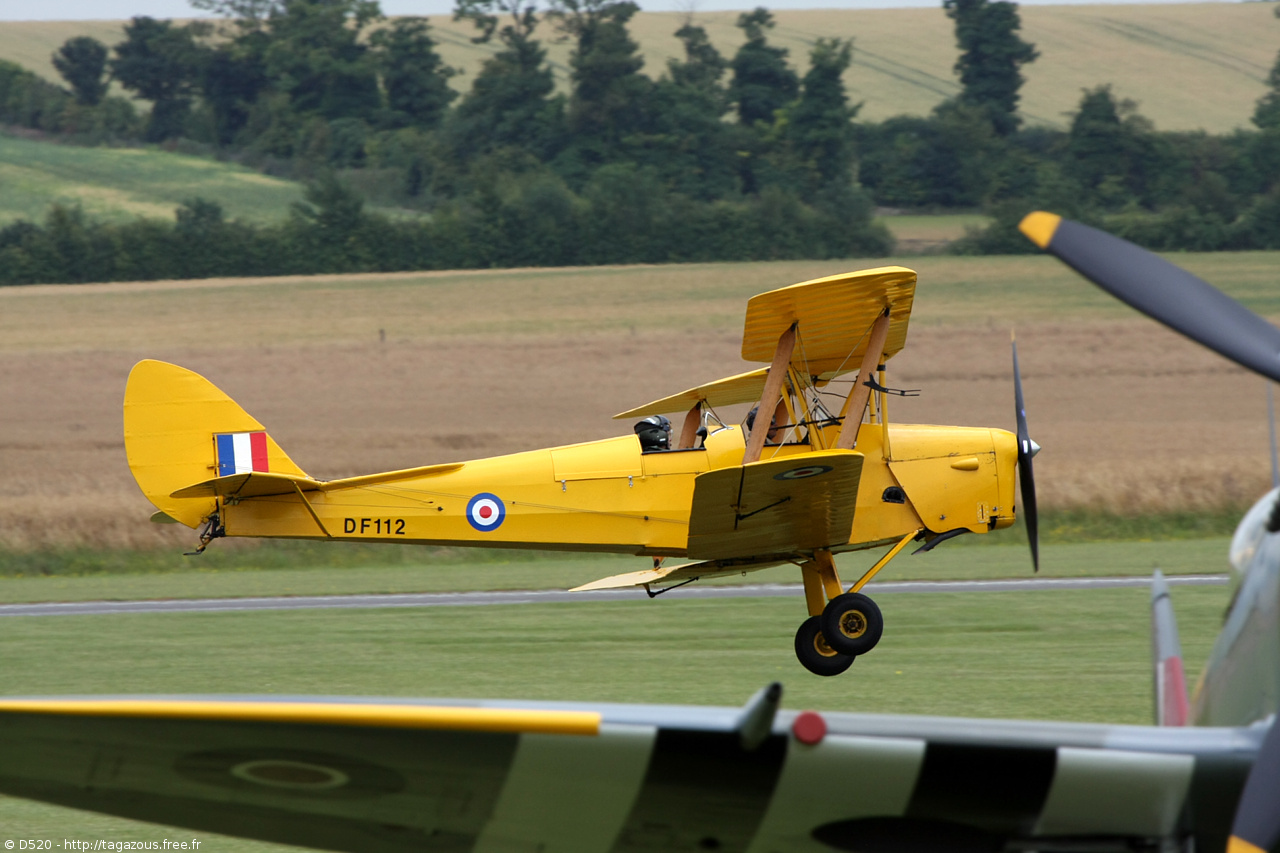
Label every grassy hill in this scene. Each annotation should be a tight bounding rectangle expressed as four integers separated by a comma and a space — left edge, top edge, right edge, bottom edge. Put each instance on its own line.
1, 3, 1276, 133
0, 133, 305, 225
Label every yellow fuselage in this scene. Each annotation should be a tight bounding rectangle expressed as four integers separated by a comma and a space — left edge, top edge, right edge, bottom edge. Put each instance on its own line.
222, 423, 1019, 557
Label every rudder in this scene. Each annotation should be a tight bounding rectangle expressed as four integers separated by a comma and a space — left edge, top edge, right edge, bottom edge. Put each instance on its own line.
124, 360, 308, 529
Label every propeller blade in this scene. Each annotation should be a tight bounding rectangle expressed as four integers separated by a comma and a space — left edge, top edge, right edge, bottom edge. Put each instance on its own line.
1020, 212, 1280, 383
1229, 717, 1280, 853
1012, 335, 1039, 573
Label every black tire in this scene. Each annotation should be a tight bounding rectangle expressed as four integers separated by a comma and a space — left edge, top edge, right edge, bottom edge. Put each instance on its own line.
795, 615, 855, 676
820, 592, 884, 656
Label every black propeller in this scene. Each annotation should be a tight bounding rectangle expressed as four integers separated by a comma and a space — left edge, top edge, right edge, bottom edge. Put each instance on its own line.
1230, 717, 1280, 853
1020, 212, 1280, 383
1012, 334, 1040, 572
1019, 211, 1280, 853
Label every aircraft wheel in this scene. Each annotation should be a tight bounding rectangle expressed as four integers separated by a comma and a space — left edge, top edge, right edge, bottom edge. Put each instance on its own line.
795, 616, 855, 676
821, 593, 884, 657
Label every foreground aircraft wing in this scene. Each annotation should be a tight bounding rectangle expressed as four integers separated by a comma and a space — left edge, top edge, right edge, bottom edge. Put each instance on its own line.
0, 692, 1264, 853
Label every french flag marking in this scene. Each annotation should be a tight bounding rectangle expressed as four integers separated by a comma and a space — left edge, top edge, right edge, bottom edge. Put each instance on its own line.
216, 432, 270, 476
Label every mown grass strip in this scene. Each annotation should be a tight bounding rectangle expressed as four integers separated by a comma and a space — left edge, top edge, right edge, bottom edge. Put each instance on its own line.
0, 583, 1230, 840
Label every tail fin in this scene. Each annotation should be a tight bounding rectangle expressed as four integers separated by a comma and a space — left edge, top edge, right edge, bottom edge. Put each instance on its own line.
124, 360, 308, 529
1151, 569, 1191, 726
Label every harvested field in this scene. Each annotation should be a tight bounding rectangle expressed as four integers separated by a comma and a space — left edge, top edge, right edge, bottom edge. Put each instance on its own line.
4, 3, 1276, 134
1, 253, 1276, 551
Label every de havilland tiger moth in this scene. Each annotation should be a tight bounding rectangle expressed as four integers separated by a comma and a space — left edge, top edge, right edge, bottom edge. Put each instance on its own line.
124, 266, 1041, 675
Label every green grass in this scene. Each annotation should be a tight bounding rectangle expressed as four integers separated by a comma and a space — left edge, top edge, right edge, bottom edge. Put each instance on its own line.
0, 535, 1233, 604
0, 133, 306, 226
0, 582, 1231, 842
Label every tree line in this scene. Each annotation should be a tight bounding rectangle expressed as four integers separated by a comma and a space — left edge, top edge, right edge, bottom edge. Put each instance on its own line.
2, 0, 1280, 284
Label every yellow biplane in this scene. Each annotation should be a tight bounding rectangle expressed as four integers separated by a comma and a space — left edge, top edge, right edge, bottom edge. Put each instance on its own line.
125, 267, 1038, 675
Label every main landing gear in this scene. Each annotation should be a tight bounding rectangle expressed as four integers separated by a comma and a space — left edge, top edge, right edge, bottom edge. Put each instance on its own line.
793, 534, 915, 676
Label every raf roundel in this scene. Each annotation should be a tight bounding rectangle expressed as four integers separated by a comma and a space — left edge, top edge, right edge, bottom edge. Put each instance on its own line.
466, 493, 507, 532
774, 464, 834, 481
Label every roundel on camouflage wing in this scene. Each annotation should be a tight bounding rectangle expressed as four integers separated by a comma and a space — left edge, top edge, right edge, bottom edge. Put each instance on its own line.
774, 465, 834, 481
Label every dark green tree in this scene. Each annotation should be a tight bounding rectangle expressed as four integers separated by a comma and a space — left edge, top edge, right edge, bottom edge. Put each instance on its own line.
110, 17, 206, 141
199, 35, 270, 145
52, 36, 110, 107
1066, 84, 1155, 205
262, 0, 383, 122
784, 38, 858, 192
728, 8, 798, 128
1254, 7, 1280, 130
448, 0, 563, 162
644, 21, 739, 199
550, 0, 653, 168
371, 17, 457, 129
943, 0, 1037, 136
667, 21, 727, 95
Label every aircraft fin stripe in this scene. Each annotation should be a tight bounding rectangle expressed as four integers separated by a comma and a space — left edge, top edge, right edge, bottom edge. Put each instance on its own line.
905, 742, 1057, 836
608, 729, 787, 853
1151, 570, 1191, 726
1227, 837, 1267, 853
473, 724, 656, 853
1034, 747, 1195, 837
747, 734, 925, 853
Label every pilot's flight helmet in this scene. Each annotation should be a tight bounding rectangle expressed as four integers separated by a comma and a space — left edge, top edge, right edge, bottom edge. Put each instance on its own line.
635, 415, 671, 450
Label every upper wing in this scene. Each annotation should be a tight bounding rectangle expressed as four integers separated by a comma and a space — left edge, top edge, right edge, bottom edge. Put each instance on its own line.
741, 266, 916, 373
615, 267, 916, 420
614, 368, 769, 420
687, 451, 863, 561
0, 695, 1259, 853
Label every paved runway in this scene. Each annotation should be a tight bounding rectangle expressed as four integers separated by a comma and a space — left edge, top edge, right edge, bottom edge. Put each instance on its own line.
0, 574, 1229, 617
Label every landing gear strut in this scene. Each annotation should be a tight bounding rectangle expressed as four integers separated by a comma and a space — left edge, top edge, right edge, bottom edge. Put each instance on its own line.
792, 533, 917, 675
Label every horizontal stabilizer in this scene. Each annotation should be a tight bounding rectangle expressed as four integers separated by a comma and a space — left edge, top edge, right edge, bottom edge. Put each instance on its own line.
170, 462, 466, 500
1151, 569, 1190, 727
171, 472, 323, 500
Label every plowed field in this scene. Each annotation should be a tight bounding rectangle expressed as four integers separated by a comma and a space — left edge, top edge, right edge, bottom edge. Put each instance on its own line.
2, 252, 1275, 550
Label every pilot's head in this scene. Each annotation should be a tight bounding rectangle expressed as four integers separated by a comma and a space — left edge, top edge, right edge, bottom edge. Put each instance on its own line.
635, 415, 671, 450
745, 406, 779, 440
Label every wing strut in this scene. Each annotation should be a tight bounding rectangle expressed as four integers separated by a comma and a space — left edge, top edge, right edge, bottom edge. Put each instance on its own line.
676, 402, 702, 450
291, 481, 333, 538
837, 310, 891, 450
743, 323, 797, 464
